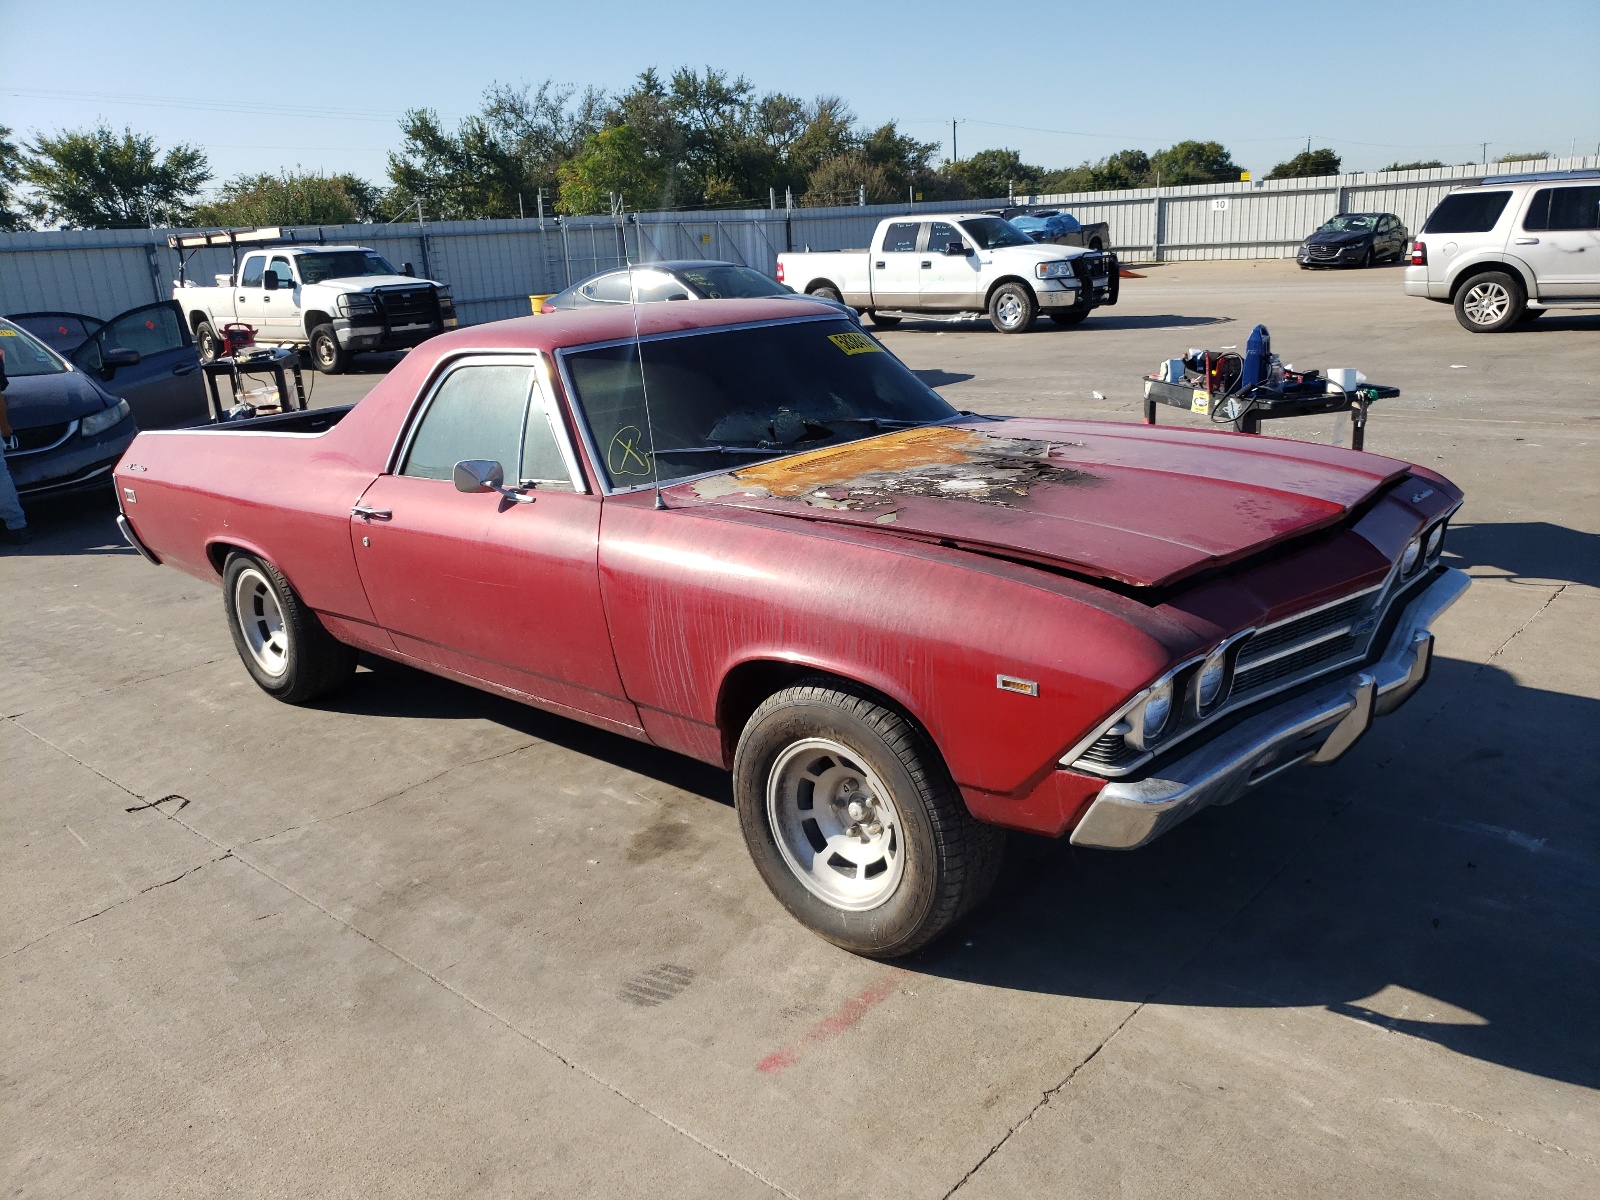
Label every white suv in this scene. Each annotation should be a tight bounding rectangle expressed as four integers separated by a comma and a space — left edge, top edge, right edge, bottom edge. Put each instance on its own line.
1405, 171, 1600, 331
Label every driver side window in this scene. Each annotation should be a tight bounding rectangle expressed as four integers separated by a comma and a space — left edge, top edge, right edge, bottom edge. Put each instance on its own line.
926, 222, 963, 253
267, 257, 295, 288
401, 364, 534, 482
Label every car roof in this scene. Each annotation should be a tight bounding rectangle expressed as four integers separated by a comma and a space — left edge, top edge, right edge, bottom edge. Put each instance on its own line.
426, 297, 841, 357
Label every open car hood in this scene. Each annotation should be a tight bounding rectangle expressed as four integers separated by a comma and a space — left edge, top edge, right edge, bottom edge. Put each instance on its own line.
671, 418, 1410, 589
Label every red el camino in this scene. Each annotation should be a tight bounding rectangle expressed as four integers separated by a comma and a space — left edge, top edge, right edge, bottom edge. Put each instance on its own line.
113, 298, 1468, 956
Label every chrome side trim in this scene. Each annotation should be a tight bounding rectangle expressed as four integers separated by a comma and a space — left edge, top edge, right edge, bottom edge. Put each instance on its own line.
117, 514, 162, 565
1067, 567, 1470, 850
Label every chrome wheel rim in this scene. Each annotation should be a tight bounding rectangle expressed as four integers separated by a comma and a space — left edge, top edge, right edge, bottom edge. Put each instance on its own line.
315, 336, 336, 367
767, 738, 905, 911
995, 292, 1025, 328
233, 567, 289, 677
1463, 282, 1510, 325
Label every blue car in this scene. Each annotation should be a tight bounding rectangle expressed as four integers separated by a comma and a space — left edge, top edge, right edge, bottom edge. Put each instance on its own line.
2, 316, 141, 502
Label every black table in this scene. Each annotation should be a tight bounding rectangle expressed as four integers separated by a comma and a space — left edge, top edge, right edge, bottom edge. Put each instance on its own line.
1141, 376, 1399, 451
201, 347, 307, 421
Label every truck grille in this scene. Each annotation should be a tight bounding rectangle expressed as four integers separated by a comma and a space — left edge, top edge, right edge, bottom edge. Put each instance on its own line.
1072, 253, 1107, 284
375, 286, 439, 326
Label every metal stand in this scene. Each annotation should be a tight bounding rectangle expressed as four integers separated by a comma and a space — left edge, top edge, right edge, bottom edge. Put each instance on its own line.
201, 347, 307, 421
1141, 377, 1395, 450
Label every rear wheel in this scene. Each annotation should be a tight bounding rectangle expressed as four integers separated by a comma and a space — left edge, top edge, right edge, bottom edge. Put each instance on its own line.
734, 680, 1004, 957
807, 284, 843, 304
309, 323, 350, 374
222, 553, 356, 703
1453, 271, 1525, 332
869, 312, 902, 328
195, 319, 221, 363
988, 282, 1036, 334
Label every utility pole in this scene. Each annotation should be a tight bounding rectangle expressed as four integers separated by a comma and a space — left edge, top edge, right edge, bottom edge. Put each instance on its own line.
952, 118, 959, 162
1481, 141, 1489, 163
519, 193, 525, 219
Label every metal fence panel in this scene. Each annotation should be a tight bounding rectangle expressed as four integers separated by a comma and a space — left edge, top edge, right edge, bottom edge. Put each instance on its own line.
4, 157, 1594, 323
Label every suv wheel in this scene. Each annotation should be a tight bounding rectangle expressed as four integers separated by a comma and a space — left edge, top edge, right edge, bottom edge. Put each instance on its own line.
1454, 271, 1526, 332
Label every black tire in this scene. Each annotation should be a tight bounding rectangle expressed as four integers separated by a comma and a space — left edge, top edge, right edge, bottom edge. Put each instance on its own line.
733, 679, 1004, 957
1088, 237, 1103, 251
195, 319, 221, 364
869, 312, 902, 328
309, 323, 350, 374
987, 282, 1036, 334
221, 552, 356, 703
1048, 308, 1090, 327
1453, 270, 1526, 332
808, 284, 844, 304
1355, 248, 1373, 269
1519, 308, 1547, 322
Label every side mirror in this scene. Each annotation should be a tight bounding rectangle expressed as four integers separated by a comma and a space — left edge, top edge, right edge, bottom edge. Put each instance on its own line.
100, 346, 141, 378
403, 263, 416, 277
453, 459, 534, 504
263, 273, 280, 291
944, 241, 973, 257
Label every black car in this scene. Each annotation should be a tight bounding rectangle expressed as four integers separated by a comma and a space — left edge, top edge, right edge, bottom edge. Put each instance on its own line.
1296, 212, 1409, 268
540, 261, 858, 322
1, 316, 140, 502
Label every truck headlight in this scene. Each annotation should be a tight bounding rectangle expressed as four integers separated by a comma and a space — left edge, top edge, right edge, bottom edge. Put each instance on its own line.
1036, 261, 1075, 280
337, 293, 378, 316
81, 399, 132, 437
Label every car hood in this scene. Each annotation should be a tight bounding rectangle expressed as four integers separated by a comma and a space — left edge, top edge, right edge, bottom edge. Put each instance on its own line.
310, 274, 433, 290
1306, 230, 1372, 245
992, 242, 1094, 263
671, 418, 1411, 588
2, 370, 113, 427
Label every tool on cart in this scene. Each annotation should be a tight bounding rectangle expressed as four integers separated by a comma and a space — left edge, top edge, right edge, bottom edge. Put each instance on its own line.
221, 322, 256, 356
1141, 324, 1398, 451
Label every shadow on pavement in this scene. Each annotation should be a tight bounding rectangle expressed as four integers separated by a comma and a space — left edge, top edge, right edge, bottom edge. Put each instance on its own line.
1445, 522, 1600, 588
1085, 313, 1235, 331
912, 369, 976, 389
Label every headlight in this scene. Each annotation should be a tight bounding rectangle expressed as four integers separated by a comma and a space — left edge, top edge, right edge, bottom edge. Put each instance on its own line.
81, 399, 132, 437
1196, 648, 1229, 710
1424, 523, 1446, 564
1140, 676, 1174, 740
1400, 535, 1423, 577
435, 285, 451, 300
1036, 260, 1075, 279
337, 293, 378, 316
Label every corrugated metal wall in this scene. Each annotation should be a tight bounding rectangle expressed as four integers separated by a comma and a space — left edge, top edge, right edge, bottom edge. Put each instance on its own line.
3, 158, 1594, 322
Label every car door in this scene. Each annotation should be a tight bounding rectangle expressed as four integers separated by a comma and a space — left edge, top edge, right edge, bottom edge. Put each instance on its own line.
1515, 185, 1600, 298
6, 312, 107, 356
919, 221, 982, 308
263, 255, 302, 339
351, 355, 641, 732
871, 221, 922, 308
71, 301, 206, 429
233, 254, 269, 336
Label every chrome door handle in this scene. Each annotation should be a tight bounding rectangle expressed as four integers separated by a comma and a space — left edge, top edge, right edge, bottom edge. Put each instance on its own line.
351, 505, 391, 519
1513, 237, 1539, 245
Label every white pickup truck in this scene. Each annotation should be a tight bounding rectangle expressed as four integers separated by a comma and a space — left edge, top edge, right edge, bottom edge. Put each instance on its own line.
776, 213, 1118, 333
172, 241, 456, 374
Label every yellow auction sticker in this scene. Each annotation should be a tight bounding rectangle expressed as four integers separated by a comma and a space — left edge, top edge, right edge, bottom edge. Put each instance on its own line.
0, 328, 17, 335
1190, 389, 1211, 414
827, 331, 882, 355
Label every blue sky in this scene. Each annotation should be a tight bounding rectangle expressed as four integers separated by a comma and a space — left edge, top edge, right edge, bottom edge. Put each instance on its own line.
2, 0, 1596, 192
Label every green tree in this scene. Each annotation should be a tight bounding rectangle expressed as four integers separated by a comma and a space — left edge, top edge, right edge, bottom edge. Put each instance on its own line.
557, 124, 671, 214
194, 170, 385, 227
20, 124, 209, 228
1147, 140, 1242, 186
942, 148, 1043, 199
1496, 150, 1550, 163
804, 153, 894, 206
1267, 148, 1342, 179
1381, 159, 1445, 172
1042, 149, 1152, 193
0, 125, 26, 231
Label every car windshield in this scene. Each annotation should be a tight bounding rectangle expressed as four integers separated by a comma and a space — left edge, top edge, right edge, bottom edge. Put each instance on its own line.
959, 217, 1034, 249
297, 251, 399, 284
0, 320, 69, 376
563, 317, 958, 488
676, 265, 789, 298
1319, 215, 1378, 231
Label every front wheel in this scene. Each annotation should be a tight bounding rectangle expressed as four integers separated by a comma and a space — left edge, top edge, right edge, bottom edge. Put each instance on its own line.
987, 282, 1036, 334
869, 312, 902, 328
734, 680, 1004, 957
222, 553, 356, 703
309, 323, 350, 374
195, 319, 221, 363
1453, 271, 1525, 332
807, 284, 844, 305
1048, 307, 1090, 327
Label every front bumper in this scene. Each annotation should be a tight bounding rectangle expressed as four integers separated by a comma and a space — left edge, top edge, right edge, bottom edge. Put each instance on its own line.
333, 317, 454, 351
1297, 242, 1369, 266
11, 420, 136, 499
1069, 566, 1470, 850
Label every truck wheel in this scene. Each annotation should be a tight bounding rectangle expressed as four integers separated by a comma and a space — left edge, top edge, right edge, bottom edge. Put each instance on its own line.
222, 552, 356, 703
1453, 271, 1525, 332
309, 323, 350, 374
733, 679, 1004, 957
807, 284, 844, 304
988, 283, 1036, 334
869, 312, 902, 328
1088, 237, 1103, 251
195, 319, 221, 364
1048, 308, 1090, 327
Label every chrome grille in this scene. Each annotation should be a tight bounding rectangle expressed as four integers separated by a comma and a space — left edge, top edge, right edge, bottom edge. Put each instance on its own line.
1231, 585, 1383, 700
1077, 733, 1142, 771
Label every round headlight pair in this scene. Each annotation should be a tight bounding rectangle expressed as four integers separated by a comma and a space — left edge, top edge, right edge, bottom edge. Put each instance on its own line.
1141, 676, 1174, 739
1424, 523, 1446, 564
1196, 647, 1229, 710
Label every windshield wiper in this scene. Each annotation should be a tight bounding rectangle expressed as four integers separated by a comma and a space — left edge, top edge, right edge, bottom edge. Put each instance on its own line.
652, 444, 778, 458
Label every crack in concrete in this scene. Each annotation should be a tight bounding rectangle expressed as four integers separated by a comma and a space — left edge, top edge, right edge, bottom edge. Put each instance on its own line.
4, 655, 226, 719
1380, 1098, 1599, 1167
7, 719, 795, 1199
